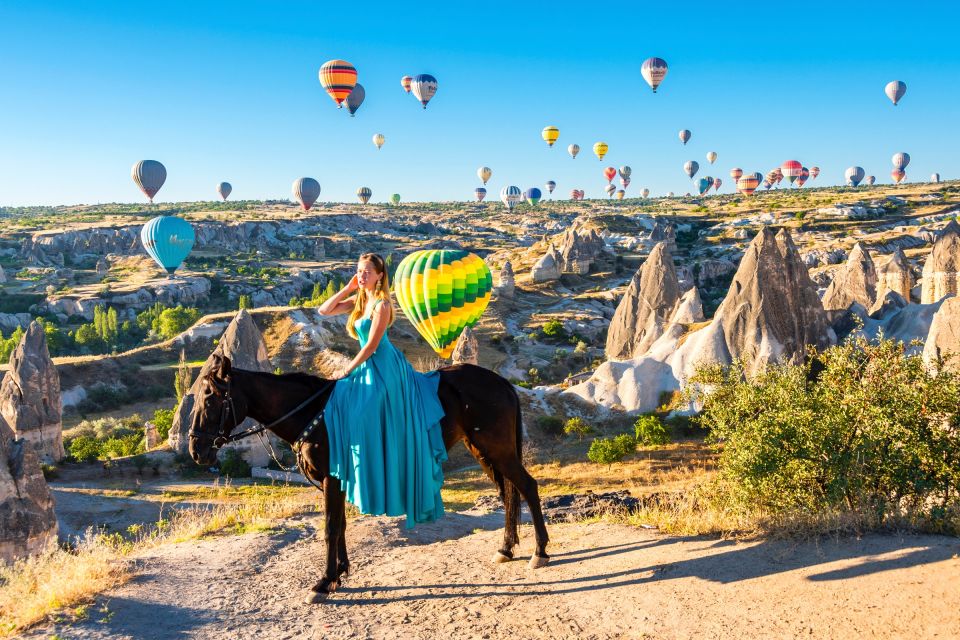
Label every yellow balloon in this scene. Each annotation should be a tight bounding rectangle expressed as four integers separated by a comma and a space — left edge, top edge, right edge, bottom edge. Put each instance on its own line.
541, 126, 560, 147
593, 142, 608, 160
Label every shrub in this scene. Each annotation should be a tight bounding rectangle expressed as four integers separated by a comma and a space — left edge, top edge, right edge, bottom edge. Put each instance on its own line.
238, 294, 252, 310
535, 415, 565, 437
563, 417, 594, 441
100, 434, 145, 459
692, 334, 960, 531
218, 448, 251, 478
587, 434, 636, 466
634, 414, 671, 446
67, 435, 103, 463
542, 319, 565, 338
152, 408, 175, 441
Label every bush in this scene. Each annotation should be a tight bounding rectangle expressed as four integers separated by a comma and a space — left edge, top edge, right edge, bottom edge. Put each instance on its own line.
563, 417, 594, 441
634, 414, 671, 446
152, 408, 175, 441
587, 434, 636, 466
535, 415, 565, 437
218, 448, 251, 478
542, 319, 565, 338
692, 334, 960, 531
68, 435, 103, 463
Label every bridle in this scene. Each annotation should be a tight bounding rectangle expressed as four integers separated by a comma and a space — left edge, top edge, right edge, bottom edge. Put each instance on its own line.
189, 375, 335, 453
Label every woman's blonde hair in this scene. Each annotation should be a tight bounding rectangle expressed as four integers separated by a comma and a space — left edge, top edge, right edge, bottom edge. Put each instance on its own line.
346, 253, 395, 339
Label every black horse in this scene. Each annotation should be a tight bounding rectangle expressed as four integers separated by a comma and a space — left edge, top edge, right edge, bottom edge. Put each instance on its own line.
189, 354, 549, 602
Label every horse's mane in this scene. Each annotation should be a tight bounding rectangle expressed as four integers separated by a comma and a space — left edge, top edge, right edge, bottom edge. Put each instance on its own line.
222, 366, 330, 389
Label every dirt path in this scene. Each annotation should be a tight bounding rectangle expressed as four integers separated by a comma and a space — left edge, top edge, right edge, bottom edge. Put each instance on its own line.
27, 510, 960, 640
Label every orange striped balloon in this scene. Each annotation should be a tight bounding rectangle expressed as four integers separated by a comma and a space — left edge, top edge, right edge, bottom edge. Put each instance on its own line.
318, 60, 357, 107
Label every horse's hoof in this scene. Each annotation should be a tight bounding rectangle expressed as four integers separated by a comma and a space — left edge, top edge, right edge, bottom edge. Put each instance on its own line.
528, 555, 549, 570
492, 551, 513, 564
305, 590, 329, 604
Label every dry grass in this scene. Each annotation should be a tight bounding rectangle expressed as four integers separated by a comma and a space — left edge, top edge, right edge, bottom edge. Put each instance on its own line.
0, 481, 320, 637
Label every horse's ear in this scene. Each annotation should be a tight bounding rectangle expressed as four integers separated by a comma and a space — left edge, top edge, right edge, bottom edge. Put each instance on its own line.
210, 353, 231, 381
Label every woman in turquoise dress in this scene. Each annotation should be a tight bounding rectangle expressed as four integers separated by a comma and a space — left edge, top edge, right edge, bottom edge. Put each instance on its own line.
317, 253, 447, 527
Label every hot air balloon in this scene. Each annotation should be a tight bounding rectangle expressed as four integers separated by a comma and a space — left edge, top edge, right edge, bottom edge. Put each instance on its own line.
593, 142, 608, 161
730, 167, 743, 182
736, 175, 760, 196
765, 170, 779, 186
684, 160, 699, 179
640, 57, 668, 93
478, 167, 492, 184
615, 190, 625, 200
344, 83, 365, 116
619, 166, 632, 180
810, 166, 820, 179
762, 180, 773, 190
621, 177, 631, 189
891, 169, 906, 184
752, 171, 764, 185
318, 59, 357, 108
697, 177, 712, 195
932, 173, 941, 183
356, 187, 372, 204
141, 215, 195, 274
641, 188, 650, 198
372, 133, 385, 150
781, 160, 803, 184
391, 194, 401, 205
217, 182, 232, 201
892, 152, 910, 170
401, 75, 413, 93
578, 189, 585, 200
603, 167, 617, 183
411, 73, 438, 109
866, 175, 876, 186
845, 166, 865, 187
796, 167, 810, 188
604, 184, 616, 197
393, 249, 493, 359
679, 129, 691, 145
570, 189, 579, 200
500, 185, 522, 210
885, 80, 907, 106
542, 126, 560, 147
568, 144, 580, 159
292, 178, 321, 210
774, 169, 784, 185
475, 187, 487, 202
524, 187, 542, 206
545, 181, 556, 194
131, 160, 166, 203
706, 151, 718, 164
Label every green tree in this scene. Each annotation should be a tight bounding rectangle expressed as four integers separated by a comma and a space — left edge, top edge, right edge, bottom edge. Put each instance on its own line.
563, 417, 594, 441
634, 414, 671, 446
587, 434, 636, 467
156, 306, 201, 340
175, 349, 192, 403
238, 294, 252, 310
152, 408, 175, 441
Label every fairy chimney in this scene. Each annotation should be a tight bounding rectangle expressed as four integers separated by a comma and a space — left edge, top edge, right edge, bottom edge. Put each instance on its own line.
821, 242, 878, 311
95, 257, 110, 277
876, 248, 913, 301
605, 242, 681, 360
921, 220, 960, 304
531, 245, 561, 283
169, 309, 277, 466
497, 261, 515, 299
451, 326, 480, 366
0, 415, 58, 562
0, 265, 6, 284
0, 322, 64, 463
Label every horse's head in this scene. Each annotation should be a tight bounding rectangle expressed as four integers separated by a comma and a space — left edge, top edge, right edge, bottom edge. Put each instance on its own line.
188, 354, 249, 465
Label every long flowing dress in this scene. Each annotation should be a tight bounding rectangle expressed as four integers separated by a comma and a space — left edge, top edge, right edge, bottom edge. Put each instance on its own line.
325, 303, 448, 527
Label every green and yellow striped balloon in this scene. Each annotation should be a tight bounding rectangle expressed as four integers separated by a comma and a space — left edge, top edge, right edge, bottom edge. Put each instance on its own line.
393, 250, 493, 359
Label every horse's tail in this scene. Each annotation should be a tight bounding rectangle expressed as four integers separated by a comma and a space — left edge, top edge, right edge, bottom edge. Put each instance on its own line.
508, 380, 523, 537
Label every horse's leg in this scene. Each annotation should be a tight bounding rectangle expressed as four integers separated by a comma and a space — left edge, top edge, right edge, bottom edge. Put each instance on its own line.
499, 459, 550, 569
336, 494, 350, 579
307, 476, 344, 603
493, 471, 517, 563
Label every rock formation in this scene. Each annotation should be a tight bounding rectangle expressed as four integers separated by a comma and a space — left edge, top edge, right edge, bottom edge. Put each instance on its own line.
0, 322, 64, 463
647, 220, 677, 254
0, 415, 58, 563
451, 326, 479, 366
531, 245, 561, 283
821, 242, 878, 311
497, 261, 515, 299
95, 257, 110, 277
704, 228, 834, 377
868, 290, 908, 319
0, 265, 5, 284
169, 309, 277, 466
313, 238, 326, 261
923, 296, 960, 372
921, 220, 960, 304
558, 226, 605, 274
876, 248, 913, 301
605, 243, 680, 360
671, 287, 705, 324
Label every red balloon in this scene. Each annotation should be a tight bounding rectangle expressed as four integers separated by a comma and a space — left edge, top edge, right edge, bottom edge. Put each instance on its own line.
603, 167, 616, 183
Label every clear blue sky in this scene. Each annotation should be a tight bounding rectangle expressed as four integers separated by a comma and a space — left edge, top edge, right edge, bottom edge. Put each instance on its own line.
1, 1, 957, 206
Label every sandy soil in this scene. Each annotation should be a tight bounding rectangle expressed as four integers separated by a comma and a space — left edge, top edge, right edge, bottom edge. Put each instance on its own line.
26, 509, 960, 640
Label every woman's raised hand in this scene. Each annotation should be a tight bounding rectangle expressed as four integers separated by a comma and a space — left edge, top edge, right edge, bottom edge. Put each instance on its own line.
345, 274, 360, 293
